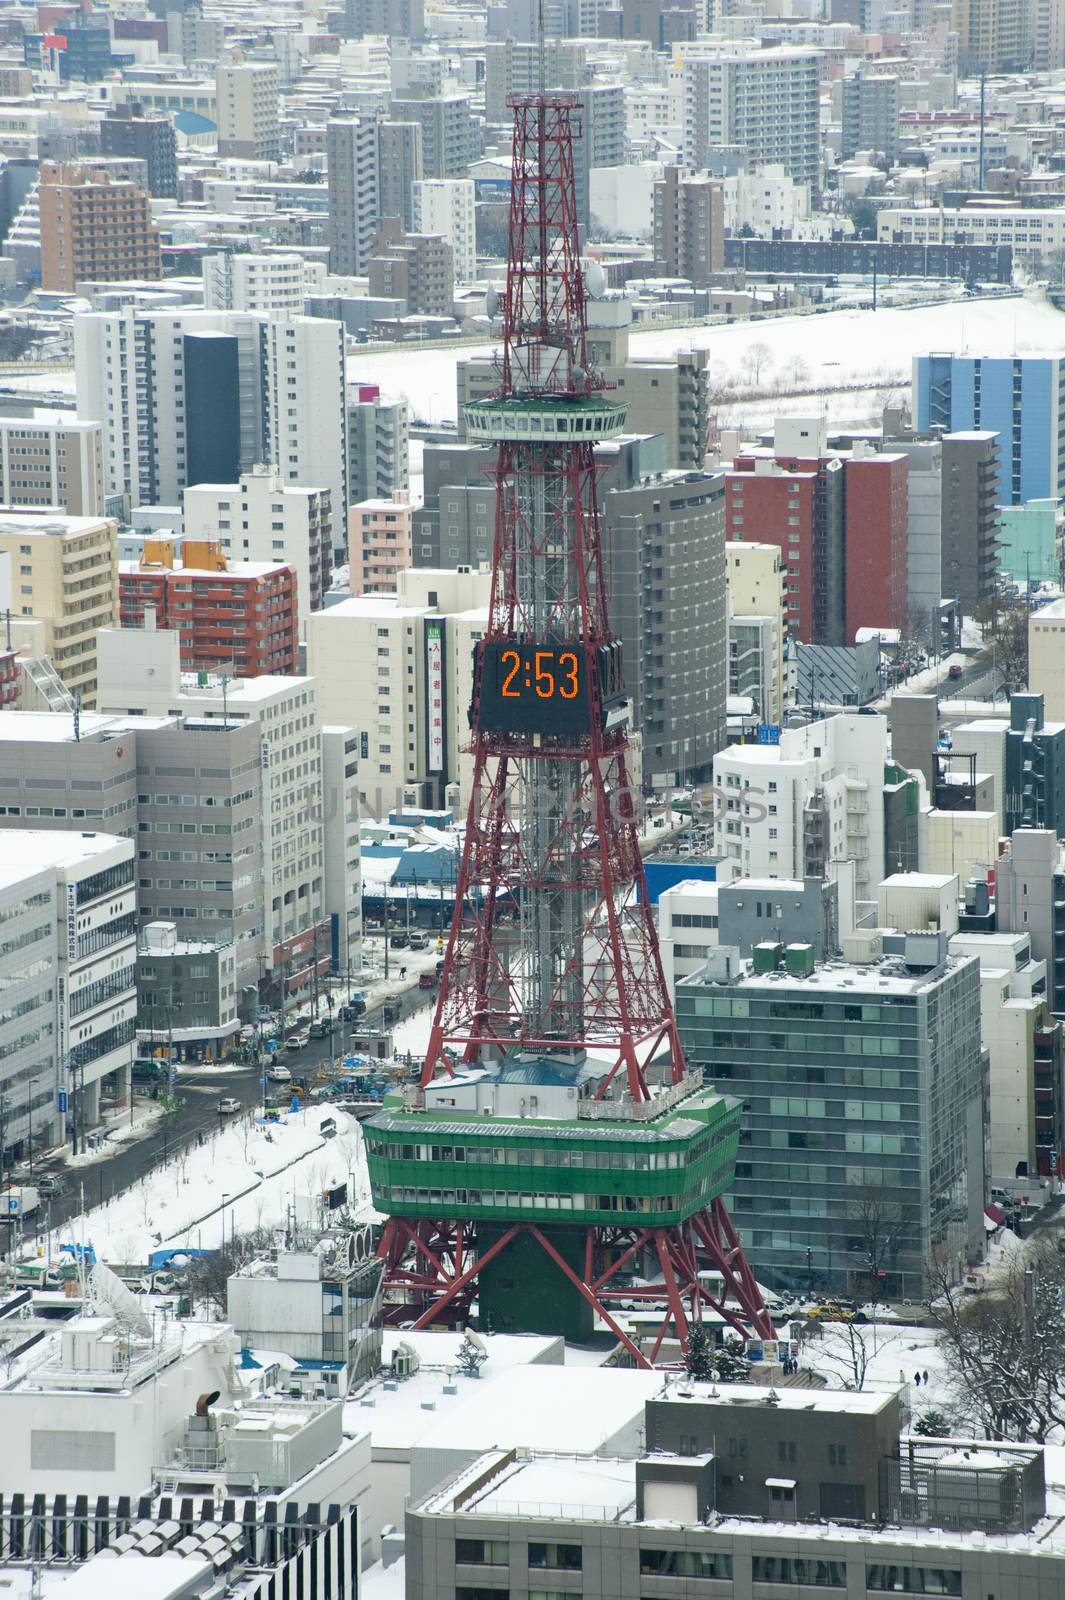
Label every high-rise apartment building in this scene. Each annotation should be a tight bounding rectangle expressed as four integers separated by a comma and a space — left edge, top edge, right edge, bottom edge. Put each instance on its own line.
0, 707, 266, 993
951, 0, 1031, 73
377, 121, 423, 231
725, 420, 908, 643
0, 510, 117, 705
202, 253, 309, 315
348, 496, 413, 596
119, 540, 299, 677
389, 93, 479, 181
712, 712, 889, 897
840, 69, 899, 162
684, 50, 821, 191
327, 115, 381, 277
347, 383, 410, 504
215, 62, 280, 162
572, 83, 626, 226
412, 179, 476, 283
99, 103, 178, 198
182, 469, 333, 633
997, 828, 1065, 1019
0, 412, 104, 517
483, 40, 589, 126
677, 940, 986, 1299
1033, 0, 1065, 69
653, 165, 725, 287
343, 0, 424, 38
74, 308, 348, 520
914, 354, 1065, 506
367, 220, 453, 317
38, 162, 162, 293
941, 430, 1001, 615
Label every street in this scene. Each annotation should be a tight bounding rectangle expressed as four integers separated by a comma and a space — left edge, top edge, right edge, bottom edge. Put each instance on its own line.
15, 964, 437, 1250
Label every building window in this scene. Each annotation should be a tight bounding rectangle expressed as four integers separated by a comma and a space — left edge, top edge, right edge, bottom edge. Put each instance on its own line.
640, 1549, 732, 1578
455, 1539, 508, 1565
751, 1556, 845, 1586
866, 1567, 962, 1596
528, 1544, 582, 1571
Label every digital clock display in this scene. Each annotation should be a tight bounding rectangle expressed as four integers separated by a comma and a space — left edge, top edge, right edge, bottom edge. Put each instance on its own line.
476, 640, 591, 736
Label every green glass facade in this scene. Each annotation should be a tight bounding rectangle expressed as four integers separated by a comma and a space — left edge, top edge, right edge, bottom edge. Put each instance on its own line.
675, 957, 985, 1301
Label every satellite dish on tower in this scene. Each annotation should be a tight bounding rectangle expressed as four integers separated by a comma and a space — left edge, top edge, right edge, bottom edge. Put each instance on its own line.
88, 1262, 152, 1338
585, 261, 607, 299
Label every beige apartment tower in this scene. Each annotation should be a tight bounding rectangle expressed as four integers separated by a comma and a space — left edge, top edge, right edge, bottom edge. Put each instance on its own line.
38, 163, 161, 292
0, 511, 118, 704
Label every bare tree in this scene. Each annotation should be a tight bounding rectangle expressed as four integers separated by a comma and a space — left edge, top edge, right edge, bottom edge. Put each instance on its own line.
740, 341, 773, 387
845, 1179, 919, 1308
928, 1245, 1065, 1443
186, 1225, 276, 1320
810, 1318, 897, 1391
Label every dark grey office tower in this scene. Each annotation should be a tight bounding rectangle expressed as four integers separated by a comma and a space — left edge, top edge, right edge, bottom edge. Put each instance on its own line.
343, 0, 424, 36
1004, 692, 1065, 838
601, 436, 727, 783
100, 103, 178, 197
941, 429, 1001, 615
183, 330, 240, 488
389, 93, 479, 180
412, 442, 496, 567
677, 939, 986, 1301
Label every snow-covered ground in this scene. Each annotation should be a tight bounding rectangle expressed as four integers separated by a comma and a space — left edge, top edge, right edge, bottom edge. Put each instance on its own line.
39, 1106, 373, 1265
350, 292, 1065, 429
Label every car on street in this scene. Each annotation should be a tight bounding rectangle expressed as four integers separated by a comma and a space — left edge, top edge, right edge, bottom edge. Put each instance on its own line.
218, 1096, 241, 1115
947, 663, 963, 680
418, 971, 436, 989
285, 1033, 308, 1054
390, 932, 409, 949
36, 1175, 63, 1198
308, 1019, 330, 1039
268, 1064, 292, 1083
408, 932, 429, 950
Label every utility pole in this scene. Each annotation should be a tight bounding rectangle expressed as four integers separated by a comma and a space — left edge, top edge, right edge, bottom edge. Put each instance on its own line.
311, 923, 320, 1019
977, 71, 987, 193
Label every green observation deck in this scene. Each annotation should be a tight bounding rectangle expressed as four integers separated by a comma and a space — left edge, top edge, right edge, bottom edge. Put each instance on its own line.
462, 393, 628, 444
364, 1070, 740, 1230
365, 1062, 742, 1339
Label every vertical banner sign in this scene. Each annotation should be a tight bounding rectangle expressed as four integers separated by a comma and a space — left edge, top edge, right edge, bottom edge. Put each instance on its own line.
66, 882, 77, 961
426, 621, 444, 773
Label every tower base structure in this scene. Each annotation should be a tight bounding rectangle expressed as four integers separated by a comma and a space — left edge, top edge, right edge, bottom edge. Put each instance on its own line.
366, 1062, 775, 1367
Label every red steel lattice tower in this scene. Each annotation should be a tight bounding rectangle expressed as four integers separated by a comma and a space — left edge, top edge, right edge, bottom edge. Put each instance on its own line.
366, 92, 774, 1360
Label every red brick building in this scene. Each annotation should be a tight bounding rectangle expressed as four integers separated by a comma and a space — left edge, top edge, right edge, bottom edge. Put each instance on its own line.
0, 649, 19, 708
725, 421, 907, 645
119, 539, 298, 677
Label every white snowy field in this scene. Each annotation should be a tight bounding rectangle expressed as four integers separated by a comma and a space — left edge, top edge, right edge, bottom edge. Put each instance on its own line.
39, 1105, 373, 1265
348, 291, 1065, 430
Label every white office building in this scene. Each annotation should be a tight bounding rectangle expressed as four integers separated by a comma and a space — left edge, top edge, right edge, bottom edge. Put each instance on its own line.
0, 411, 104, 518
95, 627, 360, 971
712, 712, 889, 896
307, 567, 490, 818
0, 829, 136, 1153
412, 178, 476, 283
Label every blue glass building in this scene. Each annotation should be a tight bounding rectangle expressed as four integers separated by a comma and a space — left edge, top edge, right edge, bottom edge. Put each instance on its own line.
913, 353, 1065, 507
